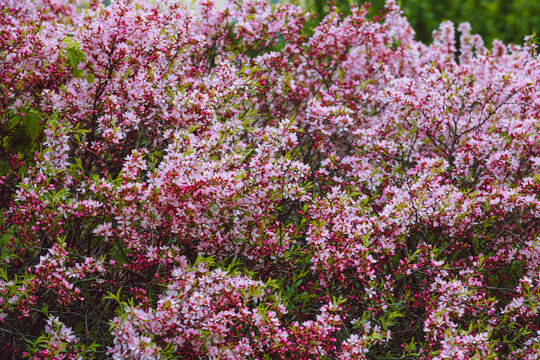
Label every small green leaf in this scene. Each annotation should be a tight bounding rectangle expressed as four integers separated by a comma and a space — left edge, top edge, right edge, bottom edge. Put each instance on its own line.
63, 37, 86, 78
23, 108, 43, 142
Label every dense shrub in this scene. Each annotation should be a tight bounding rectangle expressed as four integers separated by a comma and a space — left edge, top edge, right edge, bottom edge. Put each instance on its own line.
1, 0, 540, 358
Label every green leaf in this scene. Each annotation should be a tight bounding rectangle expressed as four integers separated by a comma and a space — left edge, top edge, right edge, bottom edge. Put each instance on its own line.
23, 108, 43, 142
63, 37, 86, 78
86, 72, 95, 84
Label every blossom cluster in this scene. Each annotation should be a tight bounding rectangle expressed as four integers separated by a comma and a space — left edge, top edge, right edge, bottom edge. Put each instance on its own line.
1, 0, 540, 358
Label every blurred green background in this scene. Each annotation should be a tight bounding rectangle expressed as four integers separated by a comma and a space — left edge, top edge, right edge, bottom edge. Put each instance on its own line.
304, 0, 540, 46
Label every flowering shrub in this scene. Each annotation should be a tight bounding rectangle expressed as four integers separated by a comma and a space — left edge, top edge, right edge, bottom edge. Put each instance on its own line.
1, 0, 540, 358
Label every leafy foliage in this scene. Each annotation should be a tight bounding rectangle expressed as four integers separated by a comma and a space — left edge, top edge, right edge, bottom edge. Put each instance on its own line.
305, 0, 540, 45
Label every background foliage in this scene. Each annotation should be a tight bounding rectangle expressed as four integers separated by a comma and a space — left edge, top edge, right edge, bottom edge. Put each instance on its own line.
305, 0, 540, 45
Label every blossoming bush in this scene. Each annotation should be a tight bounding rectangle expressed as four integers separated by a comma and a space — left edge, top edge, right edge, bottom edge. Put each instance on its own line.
1, 0, 540, 358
